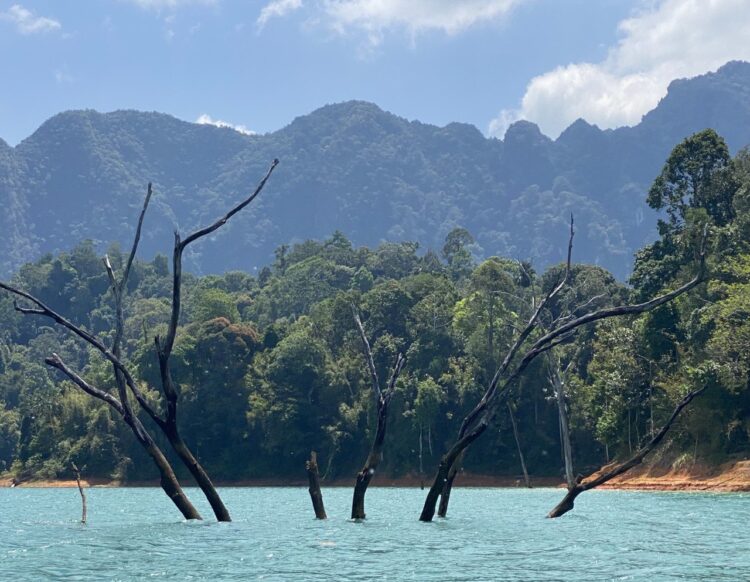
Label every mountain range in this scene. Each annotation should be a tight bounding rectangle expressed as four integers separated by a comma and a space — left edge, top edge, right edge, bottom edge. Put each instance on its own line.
3, 61, 750, 279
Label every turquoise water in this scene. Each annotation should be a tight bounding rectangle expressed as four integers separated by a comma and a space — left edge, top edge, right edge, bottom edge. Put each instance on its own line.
1, 486, 748, 581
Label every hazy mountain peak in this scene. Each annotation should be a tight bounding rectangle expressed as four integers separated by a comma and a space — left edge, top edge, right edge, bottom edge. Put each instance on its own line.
503, 120, 551, 147
3, 62, 750, 279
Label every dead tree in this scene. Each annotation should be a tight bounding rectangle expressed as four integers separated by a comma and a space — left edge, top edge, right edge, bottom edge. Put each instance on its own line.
351, 308, 406, 520
548, 349, 576, 489
0, 160, 279, 521
419, 218, 707, 521
306, 451, 327, 519
547, 384, 707, 517
433, 217, 577, 520
0, 287, 202, 520
507, 401, 531, 488
71, 462, 87, 524
101, 160, 278, 522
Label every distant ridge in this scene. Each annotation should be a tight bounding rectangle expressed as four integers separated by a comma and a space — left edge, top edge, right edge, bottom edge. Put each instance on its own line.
2, 61, 750, 278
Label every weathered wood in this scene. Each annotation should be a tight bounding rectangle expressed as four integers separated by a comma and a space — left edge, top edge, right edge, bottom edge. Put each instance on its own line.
147, 159, 278, 522
429, 216, 577, 520
547, 384, 708, 518
420, 220, 707, 522
548, 350, 575, 489
71, 462, 87, 524
351, 307, 406, 520
306, 451, 327, 519
507, 401, 531, 488
45, 353, 201, 520
0, 166, 281, 522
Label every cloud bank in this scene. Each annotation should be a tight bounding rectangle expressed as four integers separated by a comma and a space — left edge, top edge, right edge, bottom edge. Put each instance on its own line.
490, 0, 750, 138
257, 0, 523, 44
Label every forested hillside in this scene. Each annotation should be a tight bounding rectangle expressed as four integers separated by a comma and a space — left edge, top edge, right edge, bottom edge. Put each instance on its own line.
1, 128, 749, 484
3, 62, 750, 280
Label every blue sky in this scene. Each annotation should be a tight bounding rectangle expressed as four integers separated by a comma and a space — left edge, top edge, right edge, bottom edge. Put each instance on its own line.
2, 0, 750, 145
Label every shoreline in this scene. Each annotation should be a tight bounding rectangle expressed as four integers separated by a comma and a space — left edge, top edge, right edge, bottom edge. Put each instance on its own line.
4, 460, 750, 492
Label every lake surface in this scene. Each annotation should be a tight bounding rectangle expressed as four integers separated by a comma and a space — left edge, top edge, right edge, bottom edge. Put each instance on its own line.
1, 486, 748, 581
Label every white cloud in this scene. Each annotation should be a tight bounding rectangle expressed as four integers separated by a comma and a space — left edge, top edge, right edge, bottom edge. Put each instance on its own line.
256, 0, 523, 45
0, 4, 61, 34
257, 0, 303, 29
323, 0, 520, 39
54, 66, 73, 84
125, 0, 217, 9
490, 0, 750, 138
195, 114, 255, 135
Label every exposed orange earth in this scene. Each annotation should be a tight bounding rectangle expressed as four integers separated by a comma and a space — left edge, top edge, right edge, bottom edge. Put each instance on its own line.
4, 460, 750, 491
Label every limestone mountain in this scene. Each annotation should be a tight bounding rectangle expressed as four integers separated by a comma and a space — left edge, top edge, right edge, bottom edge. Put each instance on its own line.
2, 61, 750, 279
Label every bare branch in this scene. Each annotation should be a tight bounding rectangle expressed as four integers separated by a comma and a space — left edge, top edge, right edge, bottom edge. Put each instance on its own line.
120, 182, 153, 292
582, 385, 708, 492
45, 353, 124, 416
352, 305, 381, 400
2, 281, 163, 426
457, 214, 576, 439
180, 160, 279, 249
548, 384, 708, 518
528, 266, 705, 358
384, 353, 406, 398
160, 159, 279, 360
12, 300, 45, 316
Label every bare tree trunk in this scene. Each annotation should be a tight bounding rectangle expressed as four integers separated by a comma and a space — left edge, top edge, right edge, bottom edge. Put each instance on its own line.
549, 352, 575, 488
306, 451, 327, 519
422, 417, 490, 521
0, 167, 290, 522
351, 307, 406, 520
548, 385, 707, 518
352, 395, 389, 520
507, 402, 531, 488
45, 355, 201, 520
103, 161, 278, 522
71, 462, 87, 524
420, 220, 707, 522
101, 184, 228, 522
628, 407, 632, 454
437, 462, 459, 517
418, 424, 423, 477
163, 423, 230, 522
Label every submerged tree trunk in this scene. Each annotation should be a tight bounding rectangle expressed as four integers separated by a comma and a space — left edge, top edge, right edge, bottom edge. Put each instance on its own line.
45, 354, 202, 520
351, 395, 390, 520
71, 462, 87, 524
107, 162, 278, 522
100, 185, 228, 522
548, 384, 707, 518
351, 307, 405, 520
507, 402, 531, 488
306, 451, 327, 519
421, 416, 490, 521
437, 462, 458, 517
421, 220, 707, 522
163, 421, 230, 522
549, 352, 575, 488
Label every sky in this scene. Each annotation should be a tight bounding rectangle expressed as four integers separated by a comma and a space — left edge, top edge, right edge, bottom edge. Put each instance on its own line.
1, 0, 750, 145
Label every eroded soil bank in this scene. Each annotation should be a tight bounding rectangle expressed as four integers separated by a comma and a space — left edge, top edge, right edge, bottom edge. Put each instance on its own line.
4, 460, 750, 491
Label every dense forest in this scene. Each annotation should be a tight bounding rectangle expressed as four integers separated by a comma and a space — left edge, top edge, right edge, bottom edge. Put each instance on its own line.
1, 128, 749, 488
3, 62, 750, 280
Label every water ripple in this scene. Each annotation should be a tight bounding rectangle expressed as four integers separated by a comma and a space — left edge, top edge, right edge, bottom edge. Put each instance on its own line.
1, 487, 748, 580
